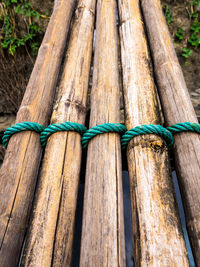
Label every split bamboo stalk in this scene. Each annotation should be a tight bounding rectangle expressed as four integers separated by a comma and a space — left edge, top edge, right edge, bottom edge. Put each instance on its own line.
79, 0, 126, 266
0, 1, 76, 266
21, 1, 96, 266
118, 0, 189, 265
141, 0, 200, 264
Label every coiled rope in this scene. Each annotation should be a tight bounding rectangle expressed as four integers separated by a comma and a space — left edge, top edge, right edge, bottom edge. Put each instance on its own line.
121, 124, 174, 150
81, 123, 126, 149
40, 121, 87, 147
167, 122, 200, 135
2, 122, 45, 148
3, 121, 199, 150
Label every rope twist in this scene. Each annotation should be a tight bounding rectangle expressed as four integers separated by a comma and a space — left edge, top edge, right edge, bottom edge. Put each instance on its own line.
121, 124, 174, 150
81, 123, 126, 149
2, 122, 45, 148
3, 121, 199, 150
40, 121, 87, 147
167, 122, 200, 135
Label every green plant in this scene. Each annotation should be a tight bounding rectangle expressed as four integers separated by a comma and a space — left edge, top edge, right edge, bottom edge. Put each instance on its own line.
163, 5, 174, 25
31, 42, 39, 56
191, 20, 200, 32
190, 0, 200, 19
0, 0, 49, 56
175, 27, 184, 41
177, 1, 200, 65
187, 1, 200, 50
188, 33, 200, 47
190, 10, 199, 19
190, 0, 200, 6
182, 47, 193, 66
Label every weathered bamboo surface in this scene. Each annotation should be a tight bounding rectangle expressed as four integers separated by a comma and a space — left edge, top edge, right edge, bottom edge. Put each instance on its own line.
21, 1, 96, 266
118, 0, 189, 266
141, 0, 200, 264
0, 1, 75, 266
80, 0, 126, 266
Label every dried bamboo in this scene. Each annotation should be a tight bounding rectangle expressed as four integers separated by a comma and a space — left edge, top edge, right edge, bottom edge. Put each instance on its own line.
21, 1, 96, 266
141, 0, 200, 264
118, 0, 189, 265
79, 0, 126, 266
0, 1, 75, 266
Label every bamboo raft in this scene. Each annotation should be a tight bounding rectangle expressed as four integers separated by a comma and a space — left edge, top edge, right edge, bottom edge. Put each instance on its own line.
0, 0, 199, 266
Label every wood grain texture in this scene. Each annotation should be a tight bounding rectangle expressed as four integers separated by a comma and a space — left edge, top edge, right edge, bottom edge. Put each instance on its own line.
141, 0, 200, 264
0, 1, 75, 266
79, 0, 126, 266
118, 0, 189, 266
21, 1, 95, 266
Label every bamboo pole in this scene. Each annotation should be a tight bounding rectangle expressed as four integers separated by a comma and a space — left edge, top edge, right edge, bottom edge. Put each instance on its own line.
0, 1, 75, 266
79, 0, 126, 266
140, 0, 200, 264
118, 0, 189, 265
21, 1, 96, 266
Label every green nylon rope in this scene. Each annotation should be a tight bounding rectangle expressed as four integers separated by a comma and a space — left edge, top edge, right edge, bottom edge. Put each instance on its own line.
81, 123, 126, 149
121, 124, 174, 150
167, 122, 200, 135
40, 121, 87, 147
3, 121, 199, 150
2, 122, 45, 148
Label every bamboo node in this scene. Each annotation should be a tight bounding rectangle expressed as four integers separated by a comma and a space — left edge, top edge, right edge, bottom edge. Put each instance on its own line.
119, 18, 143, 27
77, 4, 95, 16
